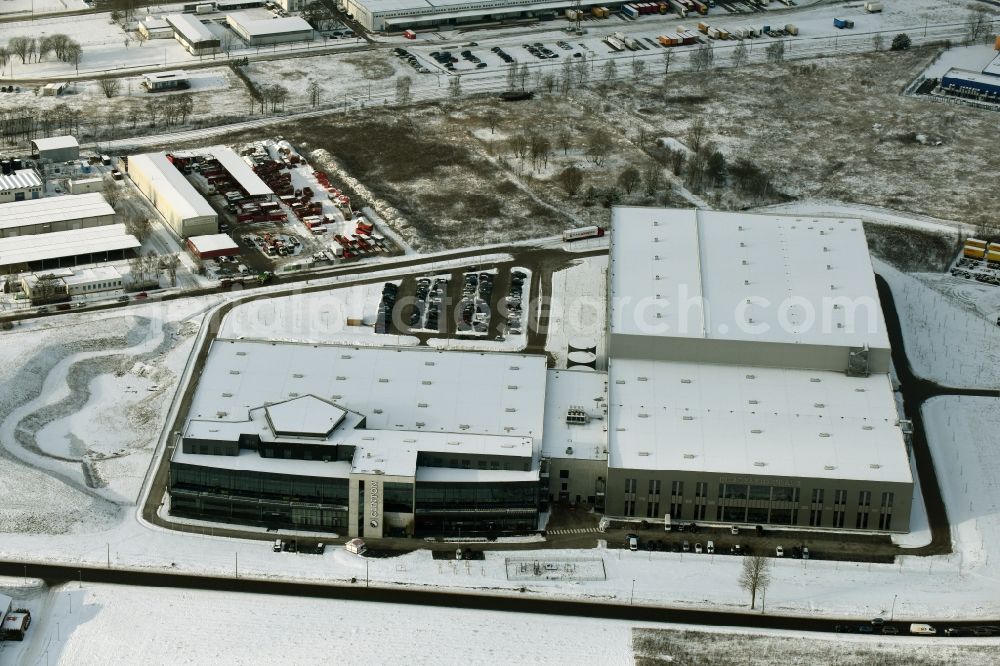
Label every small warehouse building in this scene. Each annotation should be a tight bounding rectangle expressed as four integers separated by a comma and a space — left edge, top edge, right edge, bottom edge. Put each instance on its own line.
31, 135, 79, 163
941, 67, 1000, 99
0, 224, 140, 273
139, 16, 175, 40
187, 233, 239, 259
0, 193, 116, 239
68, 176, 104, 195
0, 168, 42, 203
128, 152, 218, 238
166, 13, 221, 55
226, 13, 314, 45
143, 70, 190, 92
21, 265, 124, 301
342, 0, 565, 32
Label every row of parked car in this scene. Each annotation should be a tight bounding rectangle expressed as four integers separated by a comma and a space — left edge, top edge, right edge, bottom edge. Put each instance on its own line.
504, 270, 527, 336
392, 47, 431, 74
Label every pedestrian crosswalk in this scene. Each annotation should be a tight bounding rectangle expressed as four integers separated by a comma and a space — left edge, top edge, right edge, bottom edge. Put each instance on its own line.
547, 527, 600, 535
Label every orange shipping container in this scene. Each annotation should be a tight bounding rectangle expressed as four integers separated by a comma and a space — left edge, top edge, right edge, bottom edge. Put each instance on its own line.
987, 250, 1000, 263
964, 245, 987, 259
967, 237, 988, 248
995, 35, 1000, 50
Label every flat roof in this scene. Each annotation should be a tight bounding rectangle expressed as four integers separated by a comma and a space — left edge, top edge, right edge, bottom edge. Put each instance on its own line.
942, 67, 1000, 88
608, 357, 911, 483
206, 146, 273, 197
541, 369, 608, 461
31, 135, 78, 152
0, 168, 41, 191
609, 207, 889, 350
173, 446, 354, 479
129, 152, 216, 221
145, 70, 188, 81
266, 395, 347, 436
227, 12, 313, 36
189, 338, 547, 443
0, 192, 114, 231
0, 224, 139, 266
354, 0, 565, 14
980, 53, 1000, 78
61, 265, 121, 285
166, 13, 219, 43
188, 233, 239, 253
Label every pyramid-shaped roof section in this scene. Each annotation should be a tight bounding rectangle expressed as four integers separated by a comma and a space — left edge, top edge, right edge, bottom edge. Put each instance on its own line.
264, 394, 347, 438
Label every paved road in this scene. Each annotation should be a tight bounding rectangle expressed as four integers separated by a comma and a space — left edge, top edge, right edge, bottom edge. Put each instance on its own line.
0, 559, 995, 635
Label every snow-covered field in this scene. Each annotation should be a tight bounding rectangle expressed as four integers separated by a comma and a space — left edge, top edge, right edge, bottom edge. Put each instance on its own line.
875, 259, 1000, 389
545, 255, 607, 369
0, 0, 86, 16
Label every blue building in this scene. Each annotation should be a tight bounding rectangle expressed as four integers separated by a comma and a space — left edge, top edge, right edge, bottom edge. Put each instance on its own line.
940, 67, 1000, 98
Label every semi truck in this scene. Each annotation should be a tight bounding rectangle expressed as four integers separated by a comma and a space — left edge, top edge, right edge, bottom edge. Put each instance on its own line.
563, 226, 605, 242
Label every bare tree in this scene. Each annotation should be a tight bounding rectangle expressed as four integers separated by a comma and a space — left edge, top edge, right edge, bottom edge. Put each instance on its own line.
560, 58, 574, 94
541, 73, 556, 94
220, 32, 237, 57
574, 55, 589, 86
395, 75, 412, 105
586, 131, 613, 166
483, 103, 500, 134
965, 8, 992, 45
662, 49, 672, 79
306, 79, 321, 108
506, 61, 518, 90
642, 162, 663, 197
508, 134, 529, 160
144, 97, 160, 126
557, 127, 572, 156
732, 41, 749, 68
103, 175, 123, 208
448, 74, 461, 99
602, 59, 618, 82
557, 165, 584, 196
99, 78, 122, 98
518, 63, 530, 90
66, 42, 82, 74
688, 117, 708, 155
739, 555, 772, 610
529, 133, 551, 171
162, 253, 181, 287
631, 58, 647, 81
618, 166, 641, 195
872, 33, 884, 52
766, 40, 785, 64
690, 43, 714, 72
8, 37, 30, 65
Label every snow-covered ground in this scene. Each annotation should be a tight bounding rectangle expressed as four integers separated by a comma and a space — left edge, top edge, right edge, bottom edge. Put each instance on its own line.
922, 42, 1000, 79
875, 259, 1000, 389
545, 255, 607, 369
219, 281, 419, 347
0, 0, 87, 16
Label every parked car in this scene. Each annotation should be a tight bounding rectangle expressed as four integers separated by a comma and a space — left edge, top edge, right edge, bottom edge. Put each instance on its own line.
706, 541, 715, 554
858, 625, 874, 634
694, 542, 703, 554
272, 539, 282, 552
870, 618, 885, 627
881, 626, 899, 635
682, 540, 690, 552
909, 624, 937, 635
802, 547, 810, 560
627, 534, 639, 551
730, 525, 739, 535
775, 546, 784, 557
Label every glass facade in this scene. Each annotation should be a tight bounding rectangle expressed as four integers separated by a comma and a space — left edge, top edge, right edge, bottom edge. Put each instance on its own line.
413, 481, 539, 535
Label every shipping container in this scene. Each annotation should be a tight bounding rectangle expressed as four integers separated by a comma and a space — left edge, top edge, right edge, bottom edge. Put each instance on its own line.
668, 0, 686, 16
697, 21, 709, 33
966, 238, 988, 248
864, 1, 882, 12
708, 27, 720, 39
691, 0, 707, 14
995, 35, 1000, 50
403, 29, 417, 39
785, 23, 799, 35
964, 245, 987, 259
833, 18, 846, 29
563, 226, 605, 242
988, 242, 1000, 254
622, 4, 639, 18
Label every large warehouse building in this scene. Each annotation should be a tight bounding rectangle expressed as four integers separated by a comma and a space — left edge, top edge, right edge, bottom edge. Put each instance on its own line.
226, 12, 314, 45
166, 13, 221, 55
0, 224, 140, 273
128, 152, 218, 238
169, 341, 547, 538
601, 208, 912, 532
343, 0, 571, 32
31, 135, 79, 162
0, 193, 116, 238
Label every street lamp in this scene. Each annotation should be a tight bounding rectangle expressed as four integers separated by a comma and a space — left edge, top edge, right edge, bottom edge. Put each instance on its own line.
630, 578, 636, 605
890, 594, 898, 622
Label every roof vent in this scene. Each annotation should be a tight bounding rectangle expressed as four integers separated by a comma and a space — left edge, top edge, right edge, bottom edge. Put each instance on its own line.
753, 461, 766, 467
746, 374, 755, 379
810, 378, 821, 383
682, 415, 694, 421
422, 380, 432, 385
750, 429, 763, 434
222, 392, 233, 398
235, 351, 247, 356
870, 463, 882, 469
341, 354, 352, 359
819, 432, 831, 438
862, 425, 874, 431
418, 402, 428, 408
638, 451, 651, 457
336, 376, 346, 381
683, 453, 695, 459
566, 446, 574, 455
680, 378, 692, 384
824, 465, 836, 470
292, 373, 304, 379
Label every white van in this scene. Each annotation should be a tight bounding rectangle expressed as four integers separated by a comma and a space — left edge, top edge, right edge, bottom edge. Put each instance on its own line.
909, 623, 937, 635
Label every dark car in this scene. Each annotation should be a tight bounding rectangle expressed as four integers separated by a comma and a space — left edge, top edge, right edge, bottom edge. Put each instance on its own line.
858, 625, 874, 634
834, 625, 852, 633
881, 626, 899, 635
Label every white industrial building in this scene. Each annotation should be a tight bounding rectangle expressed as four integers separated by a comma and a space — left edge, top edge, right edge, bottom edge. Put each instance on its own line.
226, 12, 314, 45
139, 16, 175, 40
0, 224, 140, 272
343, 0, 569, 32
601, 207, 912, 532
128, 152, 218, 238
0, 168, 42, 203
0, 193, 116, 238
142, 70, 190, 92
21, 265, 124, 300
68, 177, 104, 195
166, 13, 221, 55
31, 135, 79, 162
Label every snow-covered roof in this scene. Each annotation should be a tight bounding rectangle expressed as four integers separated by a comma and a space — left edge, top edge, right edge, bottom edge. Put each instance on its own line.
206, 145, 273, 197
542, 369, 608, 461
129, 152, 216, 220
355, 0, 571, 16
0, 192, 114, 230
609, 207, 889, 350
0, 168, 41, 191
60, 265, 121, 286
0, 224, 139, 267
226, 12, 313, 37
31, 135, 78, 152
166, 13, 218, 44
188, 339, 547, 442
144, 70, 188, 82
172, 446, 354, 479
608, 357, 911, 484
188, 233, 239, 254
265, 395, 347, 437
980, 52, 1000, 78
